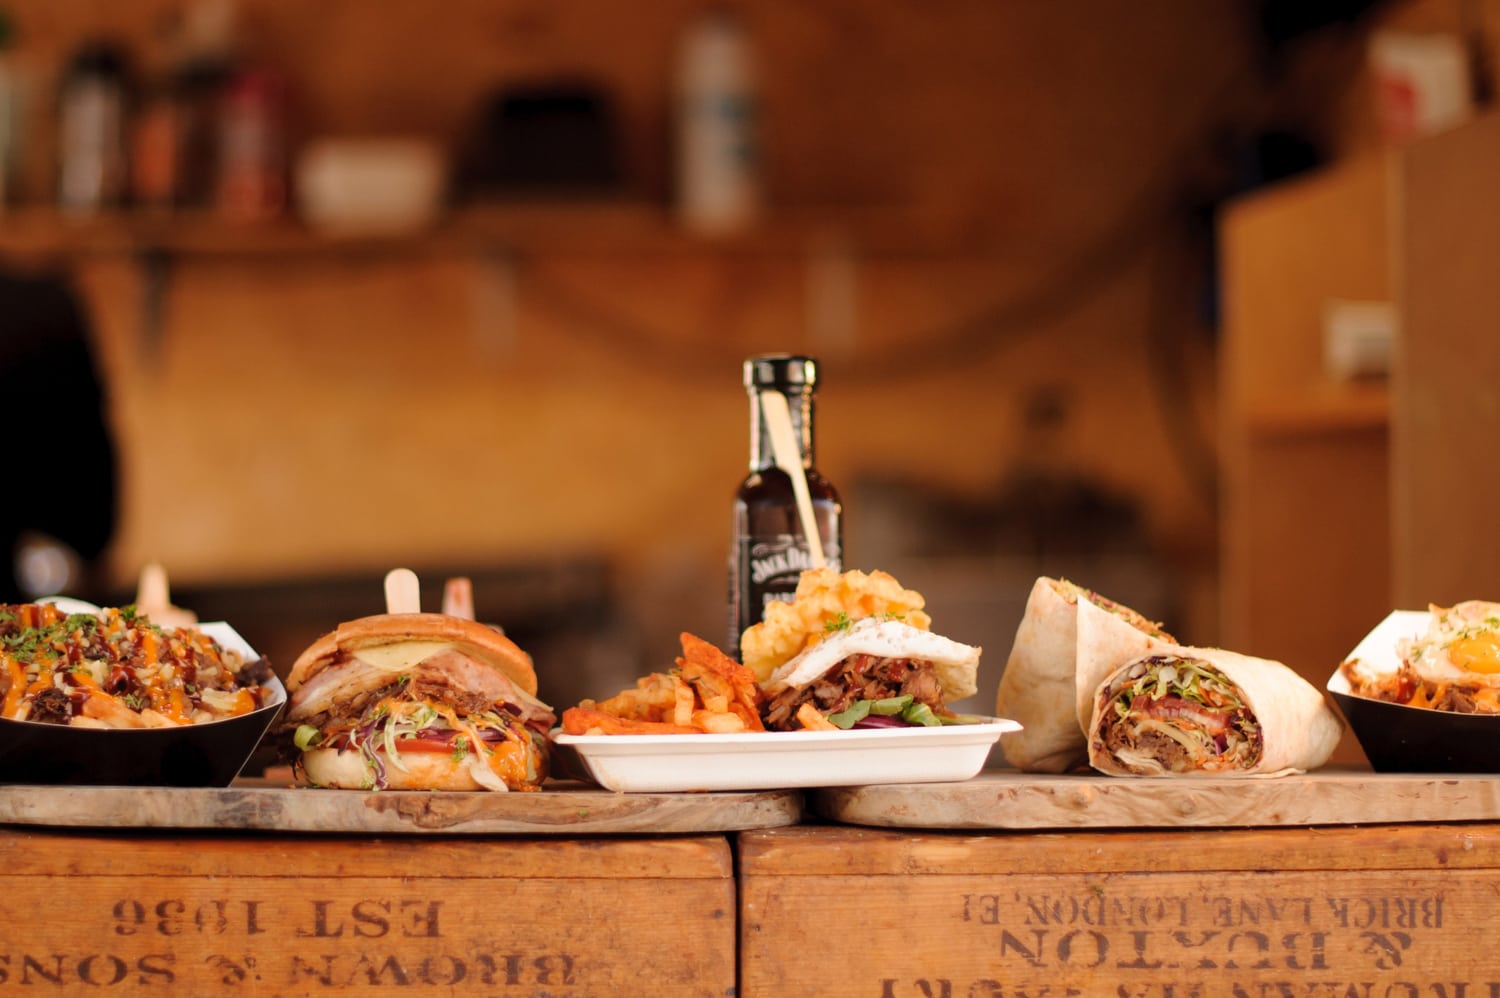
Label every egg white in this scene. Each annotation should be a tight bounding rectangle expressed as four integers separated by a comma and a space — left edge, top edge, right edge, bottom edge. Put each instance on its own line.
1400, 600, 1500, 686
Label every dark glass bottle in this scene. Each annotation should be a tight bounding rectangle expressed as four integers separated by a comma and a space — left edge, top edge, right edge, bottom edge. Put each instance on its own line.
728, 354, 843, 656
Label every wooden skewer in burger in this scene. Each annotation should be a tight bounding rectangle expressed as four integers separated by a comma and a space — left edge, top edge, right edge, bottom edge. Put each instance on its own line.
279, 569, 555, 791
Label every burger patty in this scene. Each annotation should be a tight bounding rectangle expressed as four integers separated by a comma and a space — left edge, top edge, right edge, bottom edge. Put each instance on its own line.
762, 654, 945, 730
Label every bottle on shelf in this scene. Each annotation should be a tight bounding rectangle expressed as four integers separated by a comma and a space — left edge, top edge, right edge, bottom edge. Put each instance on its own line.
0, 9, 23, 208
674, 7, 762, 236
56, 40, 130, 216
728, 354, 843, 656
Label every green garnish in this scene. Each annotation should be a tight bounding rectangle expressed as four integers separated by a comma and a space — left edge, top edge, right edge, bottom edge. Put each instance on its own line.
1113, 657, 1245, 717
824, 695, 964, 729
902, 702, 942, 727
293, 724, 322, 750
824, 612, 852, 634
826, 700, 871, 729
451, 735, 470, 761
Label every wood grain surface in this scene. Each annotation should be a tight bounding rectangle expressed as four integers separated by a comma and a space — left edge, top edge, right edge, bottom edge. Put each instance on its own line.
0, 778, 801, 835
738, 823, 1500, 997
810, 767, 1500, 829
0, 829, 736, 996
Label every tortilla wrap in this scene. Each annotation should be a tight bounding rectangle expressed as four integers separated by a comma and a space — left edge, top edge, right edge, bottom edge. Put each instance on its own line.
994, 577, 1172, 773
1086, 646, 1343, 777
1074, 595, 1173, 735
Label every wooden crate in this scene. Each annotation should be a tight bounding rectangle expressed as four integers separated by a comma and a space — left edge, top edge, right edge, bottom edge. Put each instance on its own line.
739, 823, 1500, 997
0, 829, 736, 996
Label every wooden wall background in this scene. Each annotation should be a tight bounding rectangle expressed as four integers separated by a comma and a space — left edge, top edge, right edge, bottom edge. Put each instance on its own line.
0, 0, 1406, 672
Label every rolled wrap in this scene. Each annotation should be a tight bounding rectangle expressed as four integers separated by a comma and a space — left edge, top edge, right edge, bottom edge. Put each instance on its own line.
995, 577, 1173, 773
1087, 647, 1343, 777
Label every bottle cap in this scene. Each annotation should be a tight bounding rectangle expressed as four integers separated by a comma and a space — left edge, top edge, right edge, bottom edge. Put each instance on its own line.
744, 354, 818, 392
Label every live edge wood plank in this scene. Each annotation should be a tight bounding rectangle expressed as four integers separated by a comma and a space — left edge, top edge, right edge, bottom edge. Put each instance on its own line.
0, 780, 802, 835
810, 769, 1500, 830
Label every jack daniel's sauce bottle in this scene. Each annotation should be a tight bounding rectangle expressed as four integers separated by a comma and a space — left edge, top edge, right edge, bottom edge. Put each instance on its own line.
728, 354, 843, 656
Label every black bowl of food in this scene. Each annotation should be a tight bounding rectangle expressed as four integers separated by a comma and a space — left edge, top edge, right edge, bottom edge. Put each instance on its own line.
0, 600, 284, 786
1328, 605, 1500, 773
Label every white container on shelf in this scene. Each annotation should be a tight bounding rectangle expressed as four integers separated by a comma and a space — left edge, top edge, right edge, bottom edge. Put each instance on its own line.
294, 137, 446, 234
674, 8, 762, 236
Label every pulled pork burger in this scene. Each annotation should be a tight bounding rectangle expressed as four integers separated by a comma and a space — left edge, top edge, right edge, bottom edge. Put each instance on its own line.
741, 568, 981, 732
759, 616, 982, 731
280, 613, 555, 791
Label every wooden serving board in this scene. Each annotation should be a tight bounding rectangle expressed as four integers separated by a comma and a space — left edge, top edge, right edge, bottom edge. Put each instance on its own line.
0, 778, 802, 835
811, 767, 1500, 829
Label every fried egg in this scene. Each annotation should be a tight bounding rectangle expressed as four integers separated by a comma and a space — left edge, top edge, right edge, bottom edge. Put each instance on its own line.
761, 617, 980, 700
1400, 600, 1500, 685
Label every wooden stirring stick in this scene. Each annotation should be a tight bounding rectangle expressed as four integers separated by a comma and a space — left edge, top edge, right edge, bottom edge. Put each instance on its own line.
135, 562, 198, 628
442, 577, 475, 620
759, 388, 827, 568
384, 567, 421, 615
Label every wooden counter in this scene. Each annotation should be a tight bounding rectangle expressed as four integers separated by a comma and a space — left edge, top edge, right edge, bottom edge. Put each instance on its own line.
3, 774, 1497, 996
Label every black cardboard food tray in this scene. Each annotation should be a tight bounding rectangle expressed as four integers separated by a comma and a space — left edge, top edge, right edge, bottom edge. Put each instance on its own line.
1327, 608, 1500, 773
0, 694, 284, 786
1328, 689, 1500, 772
0, 615, 285, 787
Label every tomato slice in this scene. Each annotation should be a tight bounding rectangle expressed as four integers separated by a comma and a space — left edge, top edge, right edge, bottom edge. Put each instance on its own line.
391, 735, 461, 754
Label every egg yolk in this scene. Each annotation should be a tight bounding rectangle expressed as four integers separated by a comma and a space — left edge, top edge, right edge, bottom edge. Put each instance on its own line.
1448, 633, 1500, 674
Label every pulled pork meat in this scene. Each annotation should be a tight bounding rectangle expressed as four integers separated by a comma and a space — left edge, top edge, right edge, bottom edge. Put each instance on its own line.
762, 654, 947, 731
27, 687, 73, 726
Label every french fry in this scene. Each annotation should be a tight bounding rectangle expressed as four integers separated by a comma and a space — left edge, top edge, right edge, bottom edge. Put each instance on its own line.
692, 709, 747, 733
677, 632, 766, 732
561, 707, 700, 736
796, 703, 838, 731
672, 677, 696, 726
562, 633, 771, 735
82, 692, 150, 729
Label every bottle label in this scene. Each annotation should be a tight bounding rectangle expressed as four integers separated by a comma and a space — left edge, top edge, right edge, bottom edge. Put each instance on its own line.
743, 532, 843, 616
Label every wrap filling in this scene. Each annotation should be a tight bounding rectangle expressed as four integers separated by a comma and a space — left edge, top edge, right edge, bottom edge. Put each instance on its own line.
1093, 654, 1262, 774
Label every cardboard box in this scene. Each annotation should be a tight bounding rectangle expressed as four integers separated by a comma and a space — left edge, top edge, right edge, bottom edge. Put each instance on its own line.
0, 829, 736, 995
739, 823, 1500, 997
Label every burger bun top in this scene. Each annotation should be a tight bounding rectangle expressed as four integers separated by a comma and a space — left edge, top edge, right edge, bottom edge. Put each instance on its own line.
287, 612, 537, 696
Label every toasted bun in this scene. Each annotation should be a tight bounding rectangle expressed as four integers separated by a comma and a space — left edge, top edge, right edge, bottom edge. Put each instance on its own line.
300, 747, 488, 791
300, 739, 543, 791
287, 612, 536, 696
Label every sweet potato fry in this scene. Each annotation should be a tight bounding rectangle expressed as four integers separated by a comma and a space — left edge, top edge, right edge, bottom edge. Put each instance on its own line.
562, 633, 770, 735
561, 706, 700, 736
692, 709, 747, 733
672, 677, 696, 726
677, 632, 766, 732
592, 672, 676, 722
796, 703, 837, 731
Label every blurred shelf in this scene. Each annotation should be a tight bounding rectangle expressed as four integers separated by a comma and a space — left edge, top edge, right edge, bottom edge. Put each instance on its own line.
1243, 382, 1391, 437
0, 201, 1014, 263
